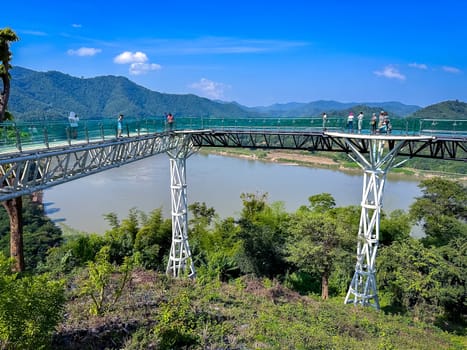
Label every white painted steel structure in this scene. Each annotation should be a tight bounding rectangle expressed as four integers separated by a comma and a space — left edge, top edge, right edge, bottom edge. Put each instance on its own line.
166, 135, 198, 278
328, 133, 433, 309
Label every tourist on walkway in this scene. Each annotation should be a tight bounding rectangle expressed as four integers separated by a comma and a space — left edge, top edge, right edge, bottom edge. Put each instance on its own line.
347, 112, 354, 133
322, 112, 327, 131
166, 112, 174, 131
68, 111, 79, 139
357, 112, 364, 134
370, 113, 377, 134
117, 114, 124, 137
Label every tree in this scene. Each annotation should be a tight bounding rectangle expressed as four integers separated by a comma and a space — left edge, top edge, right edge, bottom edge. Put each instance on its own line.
1, 28, 23, 271
410, 178, 467, 247
378, 237, 466, 323
236, 193, 290, 278
0, 253, 65, 349
286, 194, 356, 299
0, 27, 19, 122
379, 209, 412, 246
133, 208, 172, 270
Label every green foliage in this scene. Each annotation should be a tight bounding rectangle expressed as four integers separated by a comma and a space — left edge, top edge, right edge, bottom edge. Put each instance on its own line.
9, 66, 260, 120
0, 253, 65, 349
409, 100, 467, 119
409, 178, 467, 247
37, 233, 105, 275
378, 238, 466, 325
104, 208, 139, 264
0, 196, 63, 271
79, 245, 133, 316
236, 194, 290, 278
307, 192, 336, 212
379, 209, 412, 246
286, 201, 356, 299
133, 208, 171, 270
436, 236, 467, 325
116, 278, 461, 349
153, 289, 200, 349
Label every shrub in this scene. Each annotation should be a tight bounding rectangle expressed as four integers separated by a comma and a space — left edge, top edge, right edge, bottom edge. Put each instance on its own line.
0, 253, 65, 349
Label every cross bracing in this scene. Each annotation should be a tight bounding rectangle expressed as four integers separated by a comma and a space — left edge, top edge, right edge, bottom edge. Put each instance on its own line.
0, 120, 465, 307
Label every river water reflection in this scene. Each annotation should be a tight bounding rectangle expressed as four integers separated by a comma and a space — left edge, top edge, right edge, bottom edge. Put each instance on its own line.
44, 153, 422, 233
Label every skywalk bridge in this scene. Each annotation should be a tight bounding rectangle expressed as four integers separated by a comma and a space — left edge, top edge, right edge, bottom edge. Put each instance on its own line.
0, 116, 466, 309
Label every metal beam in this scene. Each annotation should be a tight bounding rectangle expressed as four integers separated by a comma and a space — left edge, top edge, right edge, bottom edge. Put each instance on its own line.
166, 134, 198, 278
342, 135, 428, 309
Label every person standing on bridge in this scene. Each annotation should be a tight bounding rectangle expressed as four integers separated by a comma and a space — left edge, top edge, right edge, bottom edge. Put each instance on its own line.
322, 112, 327, 131
117, 114, 124, 137
68, 111, 79, 139
166, 112, 174, 131
357, 112, 364, 134
347, 112, 354, 133
370, 113, 377, 134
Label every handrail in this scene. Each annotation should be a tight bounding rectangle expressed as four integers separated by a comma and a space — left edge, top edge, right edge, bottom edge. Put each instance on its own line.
0, 117, 466, 153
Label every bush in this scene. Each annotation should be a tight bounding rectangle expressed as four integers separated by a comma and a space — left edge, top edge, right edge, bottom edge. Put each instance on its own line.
0, 253, 65, 349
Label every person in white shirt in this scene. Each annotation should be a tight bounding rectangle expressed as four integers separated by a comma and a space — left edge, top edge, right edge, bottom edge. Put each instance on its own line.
357, 112, 364, 133
68, 112, 79, 139
347, 112, 354, 133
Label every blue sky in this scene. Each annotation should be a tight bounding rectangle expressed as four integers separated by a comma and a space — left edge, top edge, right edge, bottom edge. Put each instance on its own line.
4, 0, 467, 107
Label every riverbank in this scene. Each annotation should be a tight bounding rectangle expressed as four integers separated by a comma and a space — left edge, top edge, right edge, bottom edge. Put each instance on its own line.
199, 148, 467, 181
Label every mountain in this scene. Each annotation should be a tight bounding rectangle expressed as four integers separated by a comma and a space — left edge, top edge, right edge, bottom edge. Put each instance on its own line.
9, 67, 260, 121
8, 66, 463, 121
249, 100, 421, 118
408, 100, 467, 119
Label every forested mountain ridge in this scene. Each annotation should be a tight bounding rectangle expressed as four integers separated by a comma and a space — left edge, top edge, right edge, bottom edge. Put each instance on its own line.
9, 67, 259, 120
249, 100, 422, 118
409, 100, 467, 119
7, 66, 467, 121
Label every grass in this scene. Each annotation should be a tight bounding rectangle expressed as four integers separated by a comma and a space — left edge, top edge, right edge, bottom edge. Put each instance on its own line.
53, 271, 465, 349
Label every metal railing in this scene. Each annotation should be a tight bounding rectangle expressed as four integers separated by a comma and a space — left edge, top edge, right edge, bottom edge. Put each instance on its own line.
0, 117, 465, 153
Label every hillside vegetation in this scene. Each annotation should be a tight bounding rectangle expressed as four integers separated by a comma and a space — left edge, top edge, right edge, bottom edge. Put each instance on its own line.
0, 178, 465, 349
410, 100, 467, 119
9, 67, 259, 120
11, 66, 467, 122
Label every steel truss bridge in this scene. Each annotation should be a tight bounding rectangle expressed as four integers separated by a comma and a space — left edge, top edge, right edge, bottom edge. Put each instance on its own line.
0, 116, 466, 309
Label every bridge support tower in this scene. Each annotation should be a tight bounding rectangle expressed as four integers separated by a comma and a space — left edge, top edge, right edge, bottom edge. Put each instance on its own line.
166, 135, 198, 278
342, 136, 410, 309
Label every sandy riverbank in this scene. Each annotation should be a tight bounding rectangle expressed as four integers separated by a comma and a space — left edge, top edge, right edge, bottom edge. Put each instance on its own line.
200, 148, 466, 181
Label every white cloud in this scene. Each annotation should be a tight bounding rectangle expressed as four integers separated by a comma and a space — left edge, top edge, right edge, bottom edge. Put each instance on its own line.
442, 66, 461, 74
114, 51, 148, 64
71, 23, 82, 28
147, 37, 309, 55
114, 51, 161, 75
374, 65, 406, 80
67, 47, 102, 56
20, 30, 47, 36
189, 78, 230, 100
129, 62, 161, 75
409, 62, 428, 70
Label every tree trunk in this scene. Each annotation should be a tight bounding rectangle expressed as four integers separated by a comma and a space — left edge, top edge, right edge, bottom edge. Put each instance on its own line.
321, 272, 329, 300
0, 72, 10, 122
2, 196, 24, 272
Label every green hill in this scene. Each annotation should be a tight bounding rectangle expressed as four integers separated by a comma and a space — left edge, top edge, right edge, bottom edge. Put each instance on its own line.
409, 100, 467, 119
249, 100, 421, 118
9, 67, 259, 121
8, 66, 466, 121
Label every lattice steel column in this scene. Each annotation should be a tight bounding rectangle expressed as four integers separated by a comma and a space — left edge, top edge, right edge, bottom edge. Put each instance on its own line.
342, 136, 408, 309
166, 135, 197, 278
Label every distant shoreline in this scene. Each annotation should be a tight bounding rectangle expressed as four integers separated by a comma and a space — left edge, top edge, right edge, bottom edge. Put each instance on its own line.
199, 148, 467, 182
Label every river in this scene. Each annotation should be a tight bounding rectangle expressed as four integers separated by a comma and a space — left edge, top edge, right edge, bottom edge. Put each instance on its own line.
43, 153, 422, 233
